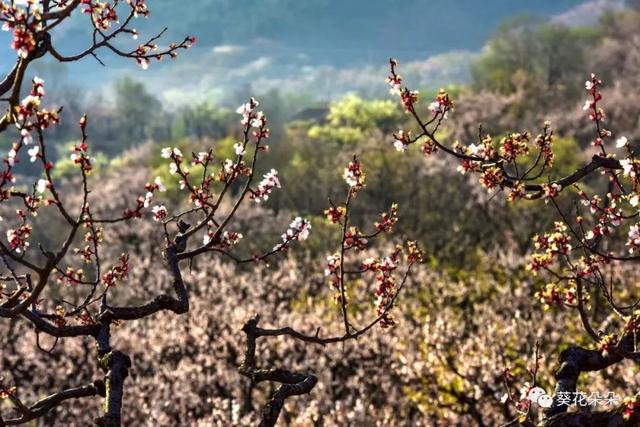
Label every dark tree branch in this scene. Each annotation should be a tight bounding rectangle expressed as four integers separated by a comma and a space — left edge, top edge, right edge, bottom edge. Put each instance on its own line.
542, 405, 640, 427
98, 243, 189, 322
544, 331, 637, 426
3, 381, 103, 425
94, 351, 131, 427
239, 315, 318, 427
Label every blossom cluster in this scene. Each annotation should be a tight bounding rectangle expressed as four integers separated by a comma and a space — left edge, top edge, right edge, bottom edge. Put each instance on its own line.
5, 77, 59, 175
102, 253, 130, 288
387, 58, 453, 121
534, 282, 577, 309
0, 77, 59, 253
1, 0, 40, 58
128, 0, 149, 17
575, 190, 626, 249
393, 130, 411, 153
535, 124, 555, 166
478, 167, 503, 190
220, 158, 251, 182
57, 267, 86, 287
203, 230, 243, 247
81, 0, 118, 30
597, 333, 618, 358
53, 305, 67, 328
324, 158, 421, 327
542, 183, 562, 200
343, 158, 365, 190
124, 175, 166, 219
74, 222, 104, 264
462, 135, 495, 159
344, 226, 367, 250
236, 97, 269, 139
367, 247, 402, 328
6, 222, 31, 253
363, 242, 422, 328
273, 217, 311, 251
499, 132, 530, 162
527, 222, 573, 274
622, 394, 640, 421
583, 74, 605, 124
251, 169, 280, 203
324, 205, 346, 224
385, 59, 418, 113
625, 311, 640, 335
375, 203, 398, 233
324, 252, 340, 290
428, 89, 453, 118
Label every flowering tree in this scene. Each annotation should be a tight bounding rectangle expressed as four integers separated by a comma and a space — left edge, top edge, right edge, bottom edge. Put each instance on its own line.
237, 156, 422, 425
388, 58, 640, 426
0, 0, 193, 424
0, 2, 423, 426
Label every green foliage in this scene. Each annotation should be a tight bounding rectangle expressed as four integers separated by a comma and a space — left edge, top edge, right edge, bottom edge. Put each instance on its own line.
325, 95, 401, 131
110, 78, 165, 151
472, 19, 600, 100
171, 103, 235, 140
307, 94, 402, 145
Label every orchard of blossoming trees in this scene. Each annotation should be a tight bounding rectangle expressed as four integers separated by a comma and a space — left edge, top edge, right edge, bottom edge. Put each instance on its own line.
2, 1, 640, 427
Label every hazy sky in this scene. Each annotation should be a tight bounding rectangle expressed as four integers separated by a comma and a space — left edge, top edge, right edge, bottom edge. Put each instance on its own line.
1, 0, 618, 104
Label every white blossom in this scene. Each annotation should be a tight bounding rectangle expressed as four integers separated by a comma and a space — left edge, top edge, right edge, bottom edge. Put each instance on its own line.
20, 129, 33, 145
27, 146, 39, 162
233, 142, 246, 156
138, 58, 149, 70
628, 224, 640, 253
7, 148, 17, 166
393, 139, 407, 152
21, 95, 40, 108
161, 147, 182, 159
154, 176, 166, 192
143, 192, 153, 208
252, 169, 281, 202
151, 205, 167, 221
250, 112, 265, 128
223, 159, 235, 175
616, 136, 629, 148
36, 179, 47, 194
196, 152, 209, 163
621, 158, 635, 177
